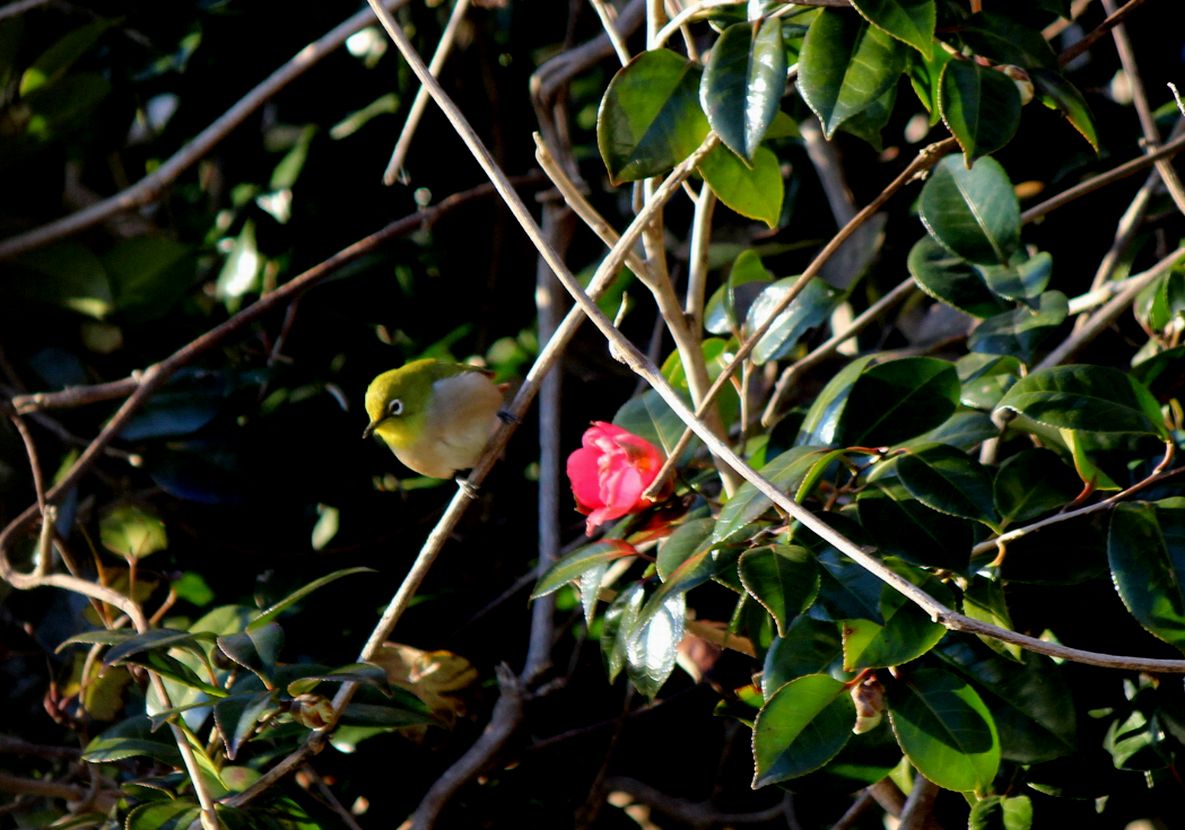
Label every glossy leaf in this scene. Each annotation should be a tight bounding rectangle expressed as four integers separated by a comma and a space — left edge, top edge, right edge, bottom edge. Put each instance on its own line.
102, 628, 210, 667
713, 446, 834, 544
957, 353, 1021, 410
887, 667, 1000, 792
752, 674, 855, 786
532, 539, 637, 598
814, 545, 884, 624
763, 618, 846, 697
597, 49, 709, 183
837, 82, 897, 150
656, 517, 714, 581
798, 9, 904, 138
976, 252, 1052, 302
994, 365, 1168, 438
919, 155, 1019, 266
602, 580, 643, 681
940, 58, 1021, 163
625, 590, 685, 698
738, 545, 819, 636
745, 276, 840, 364
83, 716, 184, 765
705, 248, 773, 335
938, 640, 1076, 763
212, 691, 278, 760
832, 357, 961, 448
896, 442, 997, 527
698, 143, 784, 227
908, 235, 1010, 318
216, 623, 284, 685
841, 567, 952, 670
916, 410, 998, 450
249, 567, 375, 629
1030, 68, 1099, 152
124, 799, 202, 830
614, 388, 693, 461
970, 795, 1033, 830
993, 448, 1081, 525
1108, 500, 1185, 651
959, 12, 1057, 69
851, 0, 935, 57
857, 477, 974, 570
969, 291, 1068, 361
700, 18, 785, 160
797, 356, 876, 447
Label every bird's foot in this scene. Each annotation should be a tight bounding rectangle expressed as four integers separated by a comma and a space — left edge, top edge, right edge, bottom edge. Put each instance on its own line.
457, 476, 480, 500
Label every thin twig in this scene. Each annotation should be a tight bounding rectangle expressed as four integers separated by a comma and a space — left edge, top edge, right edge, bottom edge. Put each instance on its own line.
1058, 0, 1148, 67
644, 138, 958, 498
762, 275, 916, 426
0, 0, 49, 22
383, 0, 472, 185
589, 0, 632, 65
602, 776, 786, 825
0, 0, 412, 261
685, 184, 716, 335
897, 775, 940, 830
1021, 132, 1185, 224
1100, 0, 1185, 215
301, 765, 365, 830
1037, 245, 1185, 368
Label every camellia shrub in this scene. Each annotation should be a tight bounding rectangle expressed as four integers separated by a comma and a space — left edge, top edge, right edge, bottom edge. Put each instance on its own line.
2, 0, 1185, 828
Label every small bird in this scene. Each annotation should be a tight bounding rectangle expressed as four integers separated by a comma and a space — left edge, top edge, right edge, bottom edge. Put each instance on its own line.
363, 359, 505, 479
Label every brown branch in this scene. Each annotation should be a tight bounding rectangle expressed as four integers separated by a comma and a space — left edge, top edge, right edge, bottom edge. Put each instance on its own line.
898, 775, 941, 830
601, 776, 787, 826
1020, 131, 1185, 223
0, 0, 411, 262
1058, 0, 1148, 66
0, 771, 119, 811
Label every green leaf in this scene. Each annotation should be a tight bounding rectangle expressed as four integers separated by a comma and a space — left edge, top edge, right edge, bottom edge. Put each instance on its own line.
705, 248, 773, 335
532, 539, 637, 598
597, 49, 710, 184
602, 582, 643, 682
83, 716, 184, 765
856, 478, 974, 570
656, 517, 715, 581
698, 143, 784, 228
125, 799, 202, 830
798, 9, 904, 138
19, 18, 117, 95
99, 503, 167, 560
1030, 68, 1099, 152
938, 640, 1077, 763
797, 355, 876, 447
833, 357, 961, 448
887, 667, 1000, 792
969, 795, 1033, 830
958, 353, 1022, 410
814, 545, 884, 623
614, 388, 692, 462
841, 566, 951, 670
285, 663, 393, 697
994, 365, 1168, 438
8, 240, 113, 319
1136, 268, 1185, 332
916, 410, 998, 450
908, 235, 1010, 318
212, 691, 279, 760
959, 12, 1057, 70
713, 447, 835, 544
752, 674, 855, 786
700, 18, 785, 160
105, 236, 195, 323
993, 448, 1080, 525
836, 81, 897, 151
850, 0, 936, 57
738, 545, 819, 636
249, 567, 375, 629
1108, 500, 1185, 651
745, 277, 840, 365
896, 443, 997, 527
940, 58, 1021, 163
217, 623, 284, 685
968, 290, 1068, 361
102, 629, 211, 667
919, 155, 1019, 266
976, 252, 1053, 302
625, 590, 685, 698
763, 618, 846, 697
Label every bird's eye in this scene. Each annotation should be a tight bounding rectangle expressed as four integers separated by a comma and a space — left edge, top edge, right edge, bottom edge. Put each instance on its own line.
387, 399, 404, 417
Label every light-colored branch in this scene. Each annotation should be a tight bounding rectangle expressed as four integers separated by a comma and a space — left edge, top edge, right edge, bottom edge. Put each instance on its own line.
0, 0, 49, 22
645, 138, 958, 498
1037, 245, 1185, 368
1058, 0, 1147, 66
589, 0, 632, 65
383, 0, 472, 185
602, 776, 787, 825
1021, 132, 1185, 224
761, 276, 916, 426
0, 0, 411, 262
1100, 0, 1185, 216
685, 184, 717, 335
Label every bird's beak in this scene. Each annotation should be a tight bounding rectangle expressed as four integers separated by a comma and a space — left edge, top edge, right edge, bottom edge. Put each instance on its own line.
362, 421, 377, 440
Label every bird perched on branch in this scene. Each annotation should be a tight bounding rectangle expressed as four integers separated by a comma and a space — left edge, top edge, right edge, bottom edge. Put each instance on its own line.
363, 359, 506, 479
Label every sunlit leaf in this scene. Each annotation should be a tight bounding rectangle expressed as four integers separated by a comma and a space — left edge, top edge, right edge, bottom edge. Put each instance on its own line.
919, 155, 1019, 265
752, 674, 855, 786
700, 18, 785, 160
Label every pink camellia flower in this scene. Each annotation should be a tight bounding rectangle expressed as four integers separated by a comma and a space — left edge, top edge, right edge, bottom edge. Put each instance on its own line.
567, 422, 665, 535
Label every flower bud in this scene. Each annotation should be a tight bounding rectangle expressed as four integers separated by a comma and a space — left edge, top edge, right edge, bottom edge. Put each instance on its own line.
290, 693, 335, 730
997, 65, 1034, 106
851, 675, 886, 735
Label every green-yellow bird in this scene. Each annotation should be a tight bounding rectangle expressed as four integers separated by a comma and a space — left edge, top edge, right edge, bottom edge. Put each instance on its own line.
362, 359, 505, 479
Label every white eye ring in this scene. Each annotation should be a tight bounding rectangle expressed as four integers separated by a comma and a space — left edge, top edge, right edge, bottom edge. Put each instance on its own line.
387, 399, 403, 416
